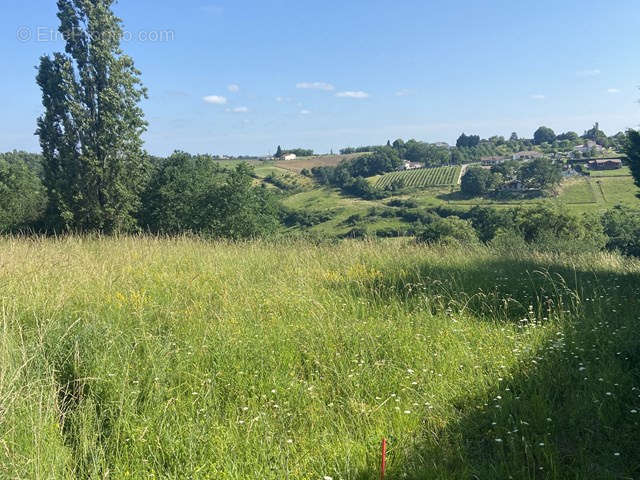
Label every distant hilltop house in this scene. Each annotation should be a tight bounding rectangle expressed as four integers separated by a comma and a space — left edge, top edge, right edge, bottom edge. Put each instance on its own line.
512, 150, 543, 161
403, 161, 423, 170
432, 142, 450, 148
481, 155, 509, 166
588, 159, 623, 170
574, 140, 604, 155
281, 153, 297, 161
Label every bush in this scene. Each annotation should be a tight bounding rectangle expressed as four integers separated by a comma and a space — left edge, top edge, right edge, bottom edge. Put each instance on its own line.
281, 208, 333, 228
416, 216, 479, 245
601, 207, 640, 257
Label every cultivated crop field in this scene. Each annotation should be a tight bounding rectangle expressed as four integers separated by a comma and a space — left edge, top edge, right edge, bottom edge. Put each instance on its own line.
375, 166, 461, 189
276, 153, 368, 173
1, 237, 639, 479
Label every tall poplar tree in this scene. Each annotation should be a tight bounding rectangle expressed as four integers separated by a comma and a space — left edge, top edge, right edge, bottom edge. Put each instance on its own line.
36, 0, 148, 232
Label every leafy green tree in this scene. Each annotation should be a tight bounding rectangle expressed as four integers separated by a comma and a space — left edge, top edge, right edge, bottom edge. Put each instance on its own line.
533, 126, 556, 145
347, 147, 402, 177
556, 131, 579, 142
36, 0, 148, 233
0, 158, 47, 232
517, 159, 561, 190
509, 132, 519, 142
403, 140, 449, 166
450, 149, 465, 164
140, 152, 223, 233
205, 163, 280, 238
141, 153, 279, 238
602, 206, 640, 257
456, 133, 480, 148
626, 130, 640, 188
610, 131, 628, 152
490, 160, 519, 179
275, 146, 284, 158
460, 167, 495, 196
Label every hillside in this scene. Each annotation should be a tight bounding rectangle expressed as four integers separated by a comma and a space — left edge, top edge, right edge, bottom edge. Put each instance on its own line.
2, 237, 638, 479
281, 168, 640, 237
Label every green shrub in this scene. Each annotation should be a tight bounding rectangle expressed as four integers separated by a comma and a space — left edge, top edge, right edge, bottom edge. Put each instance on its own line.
416, 216, 478, 245
601, 206, 640, 257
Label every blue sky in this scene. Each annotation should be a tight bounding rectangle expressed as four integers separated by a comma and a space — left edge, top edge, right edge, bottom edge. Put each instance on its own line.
2, 0, 640, 156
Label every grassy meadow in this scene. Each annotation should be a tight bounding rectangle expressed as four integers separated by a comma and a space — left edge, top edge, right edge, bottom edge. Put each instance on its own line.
1, 237, 639, 479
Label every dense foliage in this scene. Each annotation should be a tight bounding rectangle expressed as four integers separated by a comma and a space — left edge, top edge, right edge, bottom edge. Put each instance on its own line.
456, 133, 481, 148
311, 147, 403, 199
460, 167, 498, 196
533, 126, 556, 145
461, 159, 561, 196
140, 152, 279, 238
626, 129, 640, 188
0, 154, 46, 232
601, 206, 640, 257
275, 147, 314, 158
416, 216, 478, 245
37, 0, 148, 233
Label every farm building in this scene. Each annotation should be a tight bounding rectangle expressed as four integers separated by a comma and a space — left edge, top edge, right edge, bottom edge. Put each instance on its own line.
512, 151, 543, 161
588, 159, 623, 170
403, 161, 423, 170
281, 153, 297, 161
574, 141, 604, 155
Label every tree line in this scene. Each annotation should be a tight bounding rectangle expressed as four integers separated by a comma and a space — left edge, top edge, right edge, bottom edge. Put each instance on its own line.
7, 0, 278, 237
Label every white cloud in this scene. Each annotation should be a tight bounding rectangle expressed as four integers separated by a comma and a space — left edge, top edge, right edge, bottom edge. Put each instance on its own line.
228, 84, 240, 93
231, 106, 249, 113
203, 95, 227, 105
577, 69, 601, 77
296, 82, 335, 91
607, 88, 621, 94
275, 96, 284, 102
300, 109, 311, 115
336, 91, 370, 99
530, 94, 546, 100
395, 89, 412, 97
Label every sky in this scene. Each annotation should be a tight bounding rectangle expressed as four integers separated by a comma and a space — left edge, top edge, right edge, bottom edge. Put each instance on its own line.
2, 0, 640, 156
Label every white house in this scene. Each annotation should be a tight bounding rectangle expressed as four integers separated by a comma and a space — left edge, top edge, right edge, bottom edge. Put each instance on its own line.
512, 150, 544, 161
403, 161, 422, 170
281, 153, 297, 161
574, 141, 604, 155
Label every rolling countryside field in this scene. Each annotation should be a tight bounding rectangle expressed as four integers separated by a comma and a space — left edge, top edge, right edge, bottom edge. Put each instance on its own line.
275, 153, 369, 173
1, 237, 639, 479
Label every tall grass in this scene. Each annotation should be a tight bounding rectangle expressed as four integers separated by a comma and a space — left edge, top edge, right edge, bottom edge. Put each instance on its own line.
1, 236, 638, 479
